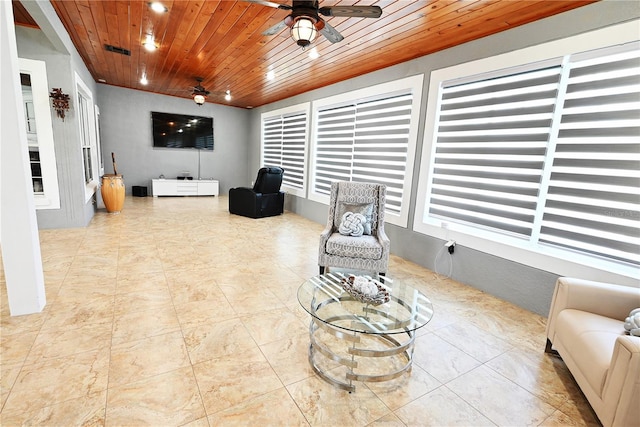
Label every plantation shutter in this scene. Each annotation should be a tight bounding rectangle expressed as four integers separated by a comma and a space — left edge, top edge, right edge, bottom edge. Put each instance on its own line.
428, 64, 563, 237
314, 92, 414, 215
353, 94, 413, 215
262, 111, 307, 191
281, 112, 306, 190
314, 104, 356, 196
262, 116, 281, 166
539, 43, 640, 265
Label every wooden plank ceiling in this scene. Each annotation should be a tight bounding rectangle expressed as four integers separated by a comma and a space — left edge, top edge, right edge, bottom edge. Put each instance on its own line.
14, 0, 596, 109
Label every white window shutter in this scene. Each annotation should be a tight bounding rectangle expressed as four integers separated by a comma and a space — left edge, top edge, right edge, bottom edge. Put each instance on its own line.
425, 41, 640, 268
539, 43, 640, 265
314, 104, 356, 196
261, 109, 309, 194
428, 66, 563, 237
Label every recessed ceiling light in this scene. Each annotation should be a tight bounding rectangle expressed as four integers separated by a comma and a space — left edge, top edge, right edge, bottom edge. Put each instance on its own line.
308, 47, 319, 59
140, 75, 148, 85
149, 2, 168, 13
266, 70, 275, 81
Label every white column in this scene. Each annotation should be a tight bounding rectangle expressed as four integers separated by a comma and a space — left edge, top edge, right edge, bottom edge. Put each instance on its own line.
1, 1, 46, 315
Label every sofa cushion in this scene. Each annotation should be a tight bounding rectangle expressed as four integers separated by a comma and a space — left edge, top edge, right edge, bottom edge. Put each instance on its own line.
555, 309, 627, 397
325, 233, 382, 259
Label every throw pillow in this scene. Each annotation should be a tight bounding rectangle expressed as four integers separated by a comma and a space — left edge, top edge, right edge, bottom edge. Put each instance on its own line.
624, 308, 640, 337
339, 212, 366, 237
335, 202, 373, 235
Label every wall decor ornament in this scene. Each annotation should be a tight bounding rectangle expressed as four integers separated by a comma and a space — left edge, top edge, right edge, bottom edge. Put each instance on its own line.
49, 88, 70, 120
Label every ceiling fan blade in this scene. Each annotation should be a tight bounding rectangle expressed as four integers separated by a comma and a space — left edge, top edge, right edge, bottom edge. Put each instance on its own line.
318, 5, 382, 18
192, 85, 210, 96
319, 20, 344, 43
244, 0, 292, 11
263, 20, 288, 36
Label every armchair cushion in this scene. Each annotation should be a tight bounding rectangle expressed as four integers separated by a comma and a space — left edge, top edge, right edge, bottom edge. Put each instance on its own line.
334, 202, 373, 235
624, 309, 640, 336
555, 309, 624, 395
326, 233, 383, 260
338, 212, 367, 237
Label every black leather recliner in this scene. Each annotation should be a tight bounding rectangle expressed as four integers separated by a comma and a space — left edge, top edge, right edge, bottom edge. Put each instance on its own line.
229, 167, 285, 218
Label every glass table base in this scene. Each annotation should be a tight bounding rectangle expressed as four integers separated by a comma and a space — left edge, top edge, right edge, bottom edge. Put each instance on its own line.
307, 316, 415, 392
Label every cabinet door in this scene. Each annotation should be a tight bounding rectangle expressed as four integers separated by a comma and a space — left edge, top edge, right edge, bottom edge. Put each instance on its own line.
152, 180, 176, 196
197, 181, 219, 196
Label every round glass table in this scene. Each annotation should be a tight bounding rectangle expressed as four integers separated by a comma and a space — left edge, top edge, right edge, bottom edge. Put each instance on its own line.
297, 272, 434, 392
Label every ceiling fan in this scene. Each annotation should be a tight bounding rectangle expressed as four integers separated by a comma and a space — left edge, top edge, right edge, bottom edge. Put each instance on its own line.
191, 77, 210, 106
245, 0, 382, 48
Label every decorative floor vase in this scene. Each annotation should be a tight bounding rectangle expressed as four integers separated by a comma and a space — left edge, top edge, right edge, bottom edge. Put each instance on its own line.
101, 174, 125, 213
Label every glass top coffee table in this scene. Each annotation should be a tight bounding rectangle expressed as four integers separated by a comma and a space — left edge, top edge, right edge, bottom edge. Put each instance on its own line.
297, 272, 434, 392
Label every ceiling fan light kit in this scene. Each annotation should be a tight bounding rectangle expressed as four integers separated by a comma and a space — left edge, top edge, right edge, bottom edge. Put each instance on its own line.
192, 77, 210, 106
290, 16, 317, 48
193, 94, 206, 106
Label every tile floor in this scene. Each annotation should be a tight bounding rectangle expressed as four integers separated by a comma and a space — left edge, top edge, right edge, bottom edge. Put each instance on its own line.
0, 196, 601, 426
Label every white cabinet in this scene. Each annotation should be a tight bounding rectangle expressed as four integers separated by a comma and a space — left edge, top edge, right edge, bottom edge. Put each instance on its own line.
152, 179, 219, 197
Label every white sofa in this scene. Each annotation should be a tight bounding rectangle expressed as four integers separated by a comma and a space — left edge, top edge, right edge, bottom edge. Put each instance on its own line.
546, 277, 640, 427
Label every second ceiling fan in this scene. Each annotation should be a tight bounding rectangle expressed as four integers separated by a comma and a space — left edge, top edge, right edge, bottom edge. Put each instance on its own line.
246, 0, 382, 48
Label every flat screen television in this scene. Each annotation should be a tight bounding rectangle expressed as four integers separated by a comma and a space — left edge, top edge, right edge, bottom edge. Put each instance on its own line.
151, 111, 214, 150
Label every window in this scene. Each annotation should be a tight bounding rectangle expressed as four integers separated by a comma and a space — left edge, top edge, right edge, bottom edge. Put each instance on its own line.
310, 75, 423, 227
75, 74, 100, 201
95, 105, 104, 178
415, 21, 639, 280
19, 58, 60, 209
539, 44, 640, 266
261, 103, 310, 197
78, 93, 93, 184
426, 62, 563, 238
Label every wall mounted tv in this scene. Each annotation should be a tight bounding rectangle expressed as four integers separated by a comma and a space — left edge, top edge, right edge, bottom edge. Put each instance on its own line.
151, 111, 214, 150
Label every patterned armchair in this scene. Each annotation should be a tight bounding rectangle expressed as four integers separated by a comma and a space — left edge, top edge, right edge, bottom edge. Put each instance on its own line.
318, 181, 390, 276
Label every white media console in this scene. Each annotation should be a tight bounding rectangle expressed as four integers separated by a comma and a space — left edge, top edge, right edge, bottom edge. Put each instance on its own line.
152, 179, 219, 197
